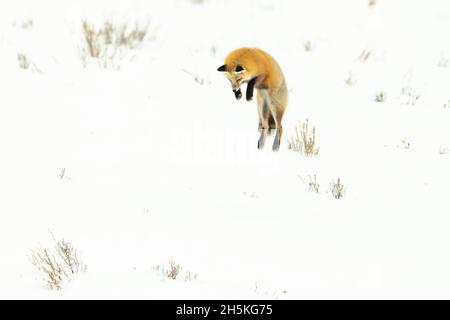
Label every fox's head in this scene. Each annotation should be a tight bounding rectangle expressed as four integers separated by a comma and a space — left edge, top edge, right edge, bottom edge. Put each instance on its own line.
217, 64, 250, 100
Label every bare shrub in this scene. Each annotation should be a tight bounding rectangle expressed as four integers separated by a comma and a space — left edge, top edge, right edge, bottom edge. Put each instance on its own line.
153, 260, 197, 281
81, 20, 149, 68
243, 191, 259, 198
184, 271, 198, 282
21, 19, 33, 29
288, 119, 319, 157
12, 19, 33, 29
437, 58, 448, 68
210, 45, 217, 57
439, 146, 449, 155
29, 234, 86, 290
298, 174, 320, 193
163, 259, 181, 280
399, 72, 420, 106
30, 247, 67, 290
375, 90, 387, 102
17, 53, 30, 69
59, 168, 65, 180
330, 178, 345, 199
55, 239, 87, 275
344, 72, 356, 86
368, 0, 377, 7
182, 69, 211, 85
400, 137, 410, 150
303, 40, 312, 52
17, 52, 42, 73
399, 86, 420, 106
436, 54, 449, 68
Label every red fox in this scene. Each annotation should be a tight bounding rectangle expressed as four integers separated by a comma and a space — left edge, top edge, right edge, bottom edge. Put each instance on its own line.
217, 47, 288, 151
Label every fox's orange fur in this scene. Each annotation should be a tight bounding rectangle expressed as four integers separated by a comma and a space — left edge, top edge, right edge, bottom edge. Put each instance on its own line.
217, 48, 288, 151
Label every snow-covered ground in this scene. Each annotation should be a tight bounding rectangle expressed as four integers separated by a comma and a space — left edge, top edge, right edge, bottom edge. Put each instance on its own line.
1, 0, 450, 299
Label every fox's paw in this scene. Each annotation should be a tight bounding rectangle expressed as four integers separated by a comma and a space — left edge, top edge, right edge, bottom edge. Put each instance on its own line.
258, 139, 264, 150
246, 93, 253, 101
272, 130, 281, 151
272, 140, 280, 151
233, 89, 242, 100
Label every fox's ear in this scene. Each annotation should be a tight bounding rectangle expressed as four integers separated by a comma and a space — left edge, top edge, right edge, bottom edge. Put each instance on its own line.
217, 64, 227, 72
235, 65, 245, 72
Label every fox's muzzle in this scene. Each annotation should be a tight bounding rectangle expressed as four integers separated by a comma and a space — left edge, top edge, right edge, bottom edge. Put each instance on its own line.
233, 89, 242, 100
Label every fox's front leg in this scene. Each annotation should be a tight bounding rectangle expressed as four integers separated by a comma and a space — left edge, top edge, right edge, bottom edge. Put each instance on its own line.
256, 91, 269, 150
246, 77, 257, 101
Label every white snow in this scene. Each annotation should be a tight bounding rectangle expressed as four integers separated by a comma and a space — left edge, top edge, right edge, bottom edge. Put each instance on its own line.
1, 0, 450, 299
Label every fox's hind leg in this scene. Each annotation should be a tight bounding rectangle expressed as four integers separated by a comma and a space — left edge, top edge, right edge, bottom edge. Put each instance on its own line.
269, 103, 284, 152
256, 90, 270, 150
268, 114, 276, 135
269, 82, 288, 152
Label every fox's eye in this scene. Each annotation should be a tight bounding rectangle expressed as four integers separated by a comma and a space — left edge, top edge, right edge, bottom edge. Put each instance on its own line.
235, 65, 244, 72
